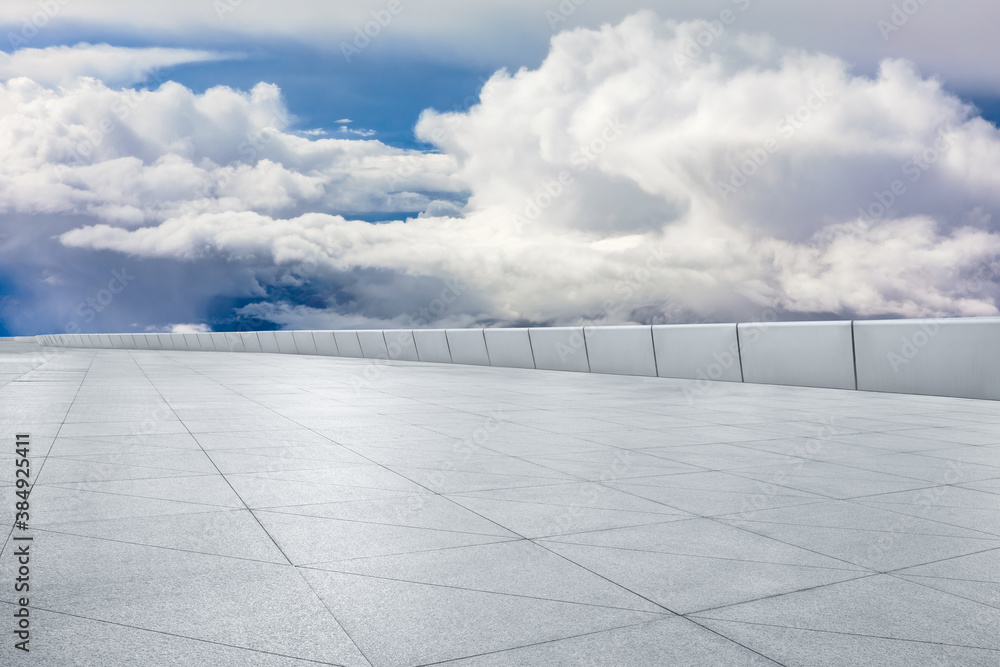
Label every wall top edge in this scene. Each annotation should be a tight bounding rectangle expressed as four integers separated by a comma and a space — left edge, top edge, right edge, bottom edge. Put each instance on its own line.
852, 317, 1000, 327
737, 320, 853, 329
27, 315, 1000, 338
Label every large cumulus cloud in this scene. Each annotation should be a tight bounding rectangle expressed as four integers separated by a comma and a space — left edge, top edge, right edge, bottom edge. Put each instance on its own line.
6, 13, 1000, 333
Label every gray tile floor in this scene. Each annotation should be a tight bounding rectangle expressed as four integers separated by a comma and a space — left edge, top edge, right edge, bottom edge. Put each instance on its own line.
1, 340, 1000, 666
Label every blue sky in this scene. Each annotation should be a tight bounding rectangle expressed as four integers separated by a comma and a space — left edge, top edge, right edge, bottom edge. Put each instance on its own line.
3, 1, 1000, 334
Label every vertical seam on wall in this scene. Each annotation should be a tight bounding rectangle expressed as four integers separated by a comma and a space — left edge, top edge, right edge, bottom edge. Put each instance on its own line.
328, 331, 340, 356
351, 331, 362, 358
444, 330, 455, 364
412, 331, 424, 362
288, 331, 300, 355
308, 331, 319, 356
735, 324, 745, 383
649, 326, 659, 377
404, 330, 418, 361
527, 329, 538, 369
581, 327, 592, 372
252, 331, 262, 354
851, 320, 859, 390
481, 329, 492, 366
380, 330, 390, 360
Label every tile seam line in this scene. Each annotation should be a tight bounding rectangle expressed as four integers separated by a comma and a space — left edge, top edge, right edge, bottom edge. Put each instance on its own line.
840, 496, 1000, 540
713, 515, 998, 541
37, 483, 244, 509
292, 564, 669, 615
1, 346, 92, 557
411, 617, 706, 667
250, 508, 525, 539
685, 571, 883, 617
304, 537, 526, 566
25, 525, 297, 567
27, 505, 245, 529
891, 571, 1000, 586
685, 613, 1000, 652
589, 482, 870, 571
188, 358, 855, 587
886, 570, 1000, 612
158, 348, 572, 594
0, 601, 351, 666
164, 354, 687, 619
125, 349, 378, 667
536, 539, 867, 572
125, 344, 984, 656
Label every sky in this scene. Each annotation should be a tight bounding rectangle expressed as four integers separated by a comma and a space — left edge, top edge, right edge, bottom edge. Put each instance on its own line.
2, 1, 1000, 335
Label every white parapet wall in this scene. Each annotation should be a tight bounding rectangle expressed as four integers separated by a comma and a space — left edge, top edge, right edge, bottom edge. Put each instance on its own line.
445, 329, 491, 366
27, 316, 1000, 401
484, 328, 535, 369
583, 326, 657, 377
651, 323, 743, 382
738, 320, 857, 390
528, 327, 590, 372
412, 329, 451, 363
853, 317, 1000, 401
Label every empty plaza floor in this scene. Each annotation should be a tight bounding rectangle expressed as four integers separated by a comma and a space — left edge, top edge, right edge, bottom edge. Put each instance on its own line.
2, 340, 1000, 666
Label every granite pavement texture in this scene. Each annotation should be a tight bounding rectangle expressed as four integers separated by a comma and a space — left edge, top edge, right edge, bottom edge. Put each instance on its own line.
1, 341, 999, 666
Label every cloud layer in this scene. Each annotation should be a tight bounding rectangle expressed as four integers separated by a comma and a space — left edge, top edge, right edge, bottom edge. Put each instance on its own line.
5, 13, 1000, 332
0, 43, 232, 87
3, 0, 998, 92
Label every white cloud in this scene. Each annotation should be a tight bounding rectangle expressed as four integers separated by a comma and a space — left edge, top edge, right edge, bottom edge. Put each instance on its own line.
0, 77, 464, 224
0, 43, 233, 87
168, 323, 211, 333
338, 126, 376, 137
1, 1, 997, 93
6, 12, 1000, 333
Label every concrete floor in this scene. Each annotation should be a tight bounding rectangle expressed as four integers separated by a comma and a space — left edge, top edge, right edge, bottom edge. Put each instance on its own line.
2, 340, 1000, 666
